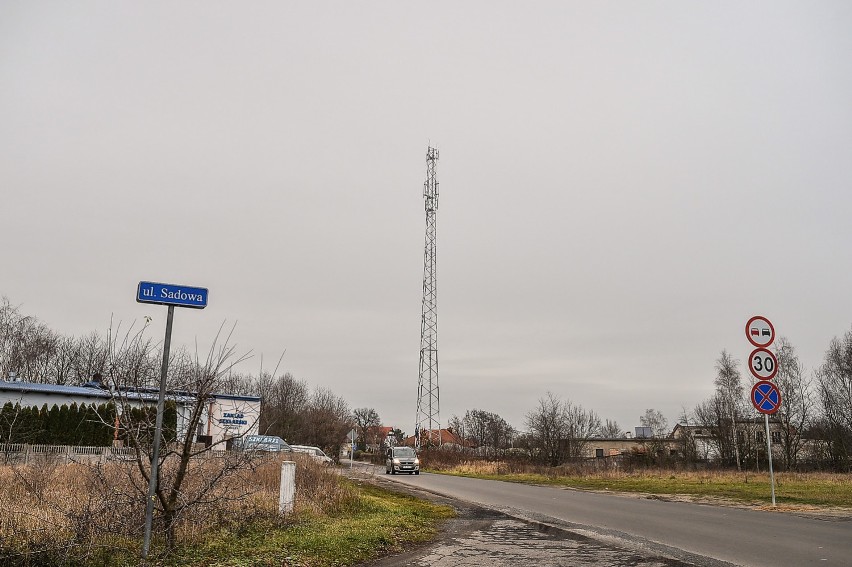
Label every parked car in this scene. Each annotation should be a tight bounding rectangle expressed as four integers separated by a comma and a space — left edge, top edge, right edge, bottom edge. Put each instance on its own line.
234, 435, 292, 453
290, 445, 333, 465
385, 446, 419, 475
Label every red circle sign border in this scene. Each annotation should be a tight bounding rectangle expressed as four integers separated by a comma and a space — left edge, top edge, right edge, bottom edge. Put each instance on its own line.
748, 347, 778, 381
751, 380, 782, 415
746, 315, 775, 348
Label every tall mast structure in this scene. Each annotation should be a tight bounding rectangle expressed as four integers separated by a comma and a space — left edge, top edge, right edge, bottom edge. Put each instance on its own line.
416, 146, 441, 449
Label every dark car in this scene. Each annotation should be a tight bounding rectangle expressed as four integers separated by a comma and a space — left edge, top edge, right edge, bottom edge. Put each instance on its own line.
234, 435, 292, 453
385, 446, 420, 475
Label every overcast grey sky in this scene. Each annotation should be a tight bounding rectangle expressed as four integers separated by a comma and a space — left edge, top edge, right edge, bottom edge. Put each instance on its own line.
2, 2, 852, 435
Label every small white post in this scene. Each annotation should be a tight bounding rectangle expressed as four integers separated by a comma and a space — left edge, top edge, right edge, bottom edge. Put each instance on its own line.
279, 461, 296, 514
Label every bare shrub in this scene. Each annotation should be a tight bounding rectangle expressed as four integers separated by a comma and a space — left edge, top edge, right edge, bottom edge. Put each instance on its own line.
0, 452, 358, 565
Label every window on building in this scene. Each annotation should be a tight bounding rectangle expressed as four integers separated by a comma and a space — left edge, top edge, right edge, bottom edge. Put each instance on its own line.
771, 431, 782, 443
595, 448, 604, 458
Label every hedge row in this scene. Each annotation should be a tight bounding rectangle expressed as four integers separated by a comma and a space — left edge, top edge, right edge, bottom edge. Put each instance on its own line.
0, 401, 177, 447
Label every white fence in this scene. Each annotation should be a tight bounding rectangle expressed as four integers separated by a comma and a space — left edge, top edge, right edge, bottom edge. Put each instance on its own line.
0, 443, 234, 465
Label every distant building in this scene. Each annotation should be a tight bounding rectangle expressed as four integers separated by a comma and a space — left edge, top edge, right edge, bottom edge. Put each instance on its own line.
671, 420, 796, 463
0, 378, 260, 446
364, 426, 395, 452
580, 435, 672, 459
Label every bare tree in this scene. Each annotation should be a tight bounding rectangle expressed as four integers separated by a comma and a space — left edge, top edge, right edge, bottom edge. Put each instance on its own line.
675, 408, 701, 466
483, 412, 515, 456
640, 409, 669, 437
600, 419, 623, 438
525, 393, 600, 465
463, 410, 490, 454
101, 321, 255, 550
772, 337, 814, 470
461, 409, 514, 457
447, 414, 465, 439
0, 297, 63, 383
300, 387, 352, 460
259, 372, 309, 441
638, 408, 670, 462
714, 350, 744, 470
563, 401, 601, 460
72, 331, 111, 384
816, 330, 852, 471
250, 369, 275, 399
525, 392, 567, 466
352, 407, 381, 451
694, 393, 734, 466
48, 335, 80, 385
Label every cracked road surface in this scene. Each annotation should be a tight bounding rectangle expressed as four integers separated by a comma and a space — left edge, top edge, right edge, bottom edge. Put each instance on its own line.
344, 461, 849, 566
382, 516, 687, 567
350, 470, 714, 567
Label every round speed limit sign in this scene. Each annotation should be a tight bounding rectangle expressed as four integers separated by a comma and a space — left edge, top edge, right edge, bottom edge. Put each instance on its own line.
748, 347, 778, 380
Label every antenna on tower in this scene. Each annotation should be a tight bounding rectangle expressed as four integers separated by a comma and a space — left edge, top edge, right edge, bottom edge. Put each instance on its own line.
415, 146, 441, 450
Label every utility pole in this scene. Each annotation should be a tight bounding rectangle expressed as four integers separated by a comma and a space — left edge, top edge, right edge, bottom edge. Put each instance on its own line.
416, 146, 441, 449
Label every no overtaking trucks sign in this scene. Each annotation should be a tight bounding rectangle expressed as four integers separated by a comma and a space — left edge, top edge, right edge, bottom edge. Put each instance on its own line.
746, 315, 774, 348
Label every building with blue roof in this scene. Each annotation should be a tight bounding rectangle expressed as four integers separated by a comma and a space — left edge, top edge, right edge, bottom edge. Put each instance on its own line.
0, 377, 261, 446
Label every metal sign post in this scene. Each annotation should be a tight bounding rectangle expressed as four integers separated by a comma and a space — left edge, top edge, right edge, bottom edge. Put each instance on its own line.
349, 429, 357, 470
142, 304, 174, 557
764, 414, 776, 506
750, 379, 781, 506
137, 282, 208, 558
745, 315, 780, 507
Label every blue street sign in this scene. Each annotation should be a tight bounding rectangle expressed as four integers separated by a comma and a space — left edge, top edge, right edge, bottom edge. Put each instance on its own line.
136, 281, 208, 309
751, 380, 781, 415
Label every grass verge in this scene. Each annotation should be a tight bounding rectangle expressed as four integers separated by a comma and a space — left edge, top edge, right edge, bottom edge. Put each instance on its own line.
166, 482, 455, 567
430, 464, 852, 510
0, 459, 454, 567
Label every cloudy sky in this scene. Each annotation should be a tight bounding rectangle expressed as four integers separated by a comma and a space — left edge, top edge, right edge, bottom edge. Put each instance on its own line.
2, 2, 851, 435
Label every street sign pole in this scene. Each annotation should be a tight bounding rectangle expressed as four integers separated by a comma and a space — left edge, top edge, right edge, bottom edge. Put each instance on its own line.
746, 315, 779, 508
136, 282, 207, 559
764, 413, 776, 506
142, 304, 174, 559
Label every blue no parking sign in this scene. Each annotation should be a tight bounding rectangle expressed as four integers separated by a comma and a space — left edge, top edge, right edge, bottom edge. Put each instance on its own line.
751, 380, 782, 415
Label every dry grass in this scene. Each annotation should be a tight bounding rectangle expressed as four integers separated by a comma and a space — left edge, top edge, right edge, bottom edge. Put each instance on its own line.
0, 452, 358, 566
432, 459, 852, 511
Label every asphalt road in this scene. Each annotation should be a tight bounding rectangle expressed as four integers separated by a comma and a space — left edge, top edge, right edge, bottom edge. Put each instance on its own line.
354, 464, 850, 567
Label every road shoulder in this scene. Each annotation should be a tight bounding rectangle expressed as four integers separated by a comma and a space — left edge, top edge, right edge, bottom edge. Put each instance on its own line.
349, 470, 726, 567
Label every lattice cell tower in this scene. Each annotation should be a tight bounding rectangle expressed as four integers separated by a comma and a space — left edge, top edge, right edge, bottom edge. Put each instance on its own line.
415, 146, 441, 449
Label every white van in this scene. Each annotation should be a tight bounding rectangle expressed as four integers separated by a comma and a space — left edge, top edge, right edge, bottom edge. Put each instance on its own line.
290, 445, 333, 465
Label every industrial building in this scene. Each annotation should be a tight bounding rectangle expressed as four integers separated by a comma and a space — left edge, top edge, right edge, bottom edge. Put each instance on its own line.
0, 378, 260, 446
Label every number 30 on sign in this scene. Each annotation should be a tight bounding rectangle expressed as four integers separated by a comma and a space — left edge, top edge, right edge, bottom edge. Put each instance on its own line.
748, 347, 778, 380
